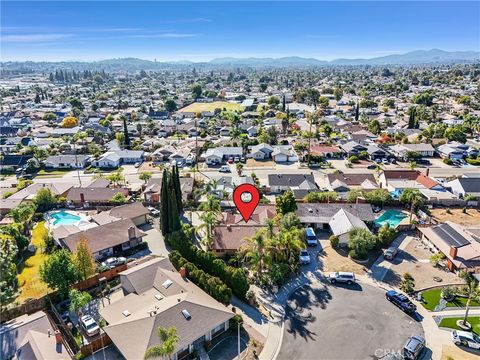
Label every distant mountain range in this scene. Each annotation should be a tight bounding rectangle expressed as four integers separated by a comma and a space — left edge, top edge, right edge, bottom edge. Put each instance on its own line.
207, 50, 480, 66
2, 50, 479, 72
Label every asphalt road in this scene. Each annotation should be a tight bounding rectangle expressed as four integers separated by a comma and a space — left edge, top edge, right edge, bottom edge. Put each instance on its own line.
277, 281, 425, 360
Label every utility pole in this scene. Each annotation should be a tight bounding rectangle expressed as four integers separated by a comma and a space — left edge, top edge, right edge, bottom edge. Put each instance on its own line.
237, 321, 242, 360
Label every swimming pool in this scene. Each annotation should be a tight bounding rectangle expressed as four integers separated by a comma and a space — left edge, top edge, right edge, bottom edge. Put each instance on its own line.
374, 210, 407, 228
50, 211, 81, 226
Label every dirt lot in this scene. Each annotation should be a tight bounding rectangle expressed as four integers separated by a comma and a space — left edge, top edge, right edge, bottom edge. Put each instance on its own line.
383, 236, 459, 289
442, 345, 480, 360
318, 246, 379, 275
139, 161, 163, 173
430, 208, 480, 227
245, 159, 275, 169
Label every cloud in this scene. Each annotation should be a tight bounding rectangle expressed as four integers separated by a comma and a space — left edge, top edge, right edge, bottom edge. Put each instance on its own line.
1, 33, 72, 43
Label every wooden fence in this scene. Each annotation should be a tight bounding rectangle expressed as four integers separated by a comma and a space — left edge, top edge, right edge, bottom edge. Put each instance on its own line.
0, 296, 48, 323
80, 332, 112, 356
72, 264, 127, 291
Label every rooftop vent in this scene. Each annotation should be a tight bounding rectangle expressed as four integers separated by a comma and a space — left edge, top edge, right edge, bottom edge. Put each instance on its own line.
162, 279, 173, 289
122, 310, 131, 317
308, 208, 313, 213
181, 309, 192, 320
155, 294, 163, 301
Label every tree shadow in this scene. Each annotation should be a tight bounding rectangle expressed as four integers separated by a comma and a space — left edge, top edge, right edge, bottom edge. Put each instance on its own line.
284, 285, 331, 341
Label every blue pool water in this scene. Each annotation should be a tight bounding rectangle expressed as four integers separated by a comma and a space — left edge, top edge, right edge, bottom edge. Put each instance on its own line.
374, 210, 407, 228
50, 211, 81, 226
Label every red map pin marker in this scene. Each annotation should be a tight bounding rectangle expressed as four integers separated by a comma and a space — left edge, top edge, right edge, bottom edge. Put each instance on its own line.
233, 184, 260, 223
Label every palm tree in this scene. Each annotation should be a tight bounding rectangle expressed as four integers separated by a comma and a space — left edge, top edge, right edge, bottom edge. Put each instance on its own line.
9, 204, 35, 235
199, 195, 221, 213
400, 189, 424, 224
459, 272, 480, 328
144, 326, 180, 360
197, 211, 217, 248
243, 231, 268, 278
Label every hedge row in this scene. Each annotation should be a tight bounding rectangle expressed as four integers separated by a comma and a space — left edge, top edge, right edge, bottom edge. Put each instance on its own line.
166, 230, 249, 299
169, 250, 232, 304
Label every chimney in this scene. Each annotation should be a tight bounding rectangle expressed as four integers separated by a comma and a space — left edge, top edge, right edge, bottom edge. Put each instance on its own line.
80, 193, 85, 203
449, 246, 457, 259
127, 226, 135, 240
179, 267, 187, 278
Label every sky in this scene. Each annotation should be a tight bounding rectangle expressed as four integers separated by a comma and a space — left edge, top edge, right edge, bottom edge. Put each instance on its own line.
1, 1, 479, 62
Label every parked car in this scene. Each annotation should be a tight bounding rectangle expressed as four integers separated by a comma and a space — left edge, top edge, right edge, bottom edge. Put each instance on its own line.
219, 165, 231, 173
390, 158, 397, 164
328, 272, 356, 285
240, 156, 246, 163
234, 156, 240, 162
367, 164, 377, 169
417, 159, 430, 165
101, 257, 127, 269
80, 315, 100, 337
402, 335, 425, 360
227, 157, 234, 164
374, 158, 382, 164
382, 158, 390, 165
147, 206, 160, 216
451, 330, 480, 349
384, 247, 398, 261
134, 161, 142, 168
305, 227, 318, 246
299, 250, 311, 265
386, 290, 417, 313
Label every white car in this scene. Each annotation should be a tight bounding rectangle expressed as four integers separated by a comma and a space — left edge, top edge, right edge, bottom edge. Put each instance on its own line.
101, 257, 127, 269
80, 315, 100, 336
219, 165, 231, 173
451, 330, 480, 349
134, 162, 142, 168
299, 250, 310, 264
147, 206, 160, 216
328, 272, 356, 284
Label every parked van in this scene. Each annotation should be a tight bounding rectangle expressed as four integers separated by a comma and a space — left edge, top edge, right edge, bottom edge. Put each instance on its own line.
305, 227, 317, 246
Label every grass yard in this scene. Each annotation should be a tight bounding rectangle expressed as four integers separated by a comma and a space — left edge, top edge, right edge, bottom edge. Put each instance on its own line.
421, 288, 480, 311
37, 169, 72, 175
438, 316, 480, 334
178, 101, 244, 113
17, 222, 50, 302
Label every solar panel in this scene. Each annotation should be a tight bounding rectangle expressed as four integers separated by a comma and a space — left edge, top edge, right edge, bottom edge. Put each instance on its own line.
432, 223, 470, 248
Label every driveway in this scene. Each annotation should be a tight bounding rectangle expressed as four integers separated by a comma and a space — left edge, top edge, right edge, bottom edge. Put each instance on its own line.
277, 281, 426, 360
137, 223, 169, 257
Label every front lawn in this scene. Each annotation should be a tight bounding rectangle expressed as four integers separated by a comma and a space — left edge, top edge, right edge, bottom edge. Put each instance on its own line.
421, 287, 480, 311
17, 222, 50, 301
179, 101, 244, 113
438, 316, 480, 334
37, 169, 72, 175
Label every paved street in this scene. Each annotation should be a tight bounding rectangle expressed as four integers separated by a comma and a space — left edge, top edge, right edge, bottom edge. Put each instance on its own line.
278, 281, 425, 360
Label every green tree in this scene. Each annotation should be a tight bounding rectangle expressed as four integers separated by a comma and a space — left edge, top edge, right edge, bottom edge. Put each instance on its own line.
368, 119, 381, 135
445, 126, 467, 143
267, 96, 280, 108
33, 188, 57, 212
400, 272, 415, 294
73, 237, 96, 281
276, 191, 297, 215
144, 326, 180, 360
458, 271, 480, 328
399, 189, 424, 224
191, 84, 202, 100
333, 88, 343, 101
348, 228, 376, 260
122, 115, 131, 149
0, 237, 19, 308
377, 224, 397, 247
39, 249, 79, 297
69, 289, 92, 317
160, 169, 170, 236
236, 163, 244, 176
165, 99, 177, 112
139, 171, 153, 183
110, 192, 127, 204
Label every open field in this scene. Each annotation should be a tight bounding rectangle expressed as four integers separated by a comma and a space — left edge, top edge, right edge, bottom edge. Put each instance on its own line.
178, 101, 244, 113
430, 208, 480, 227
17, 222, 50, 302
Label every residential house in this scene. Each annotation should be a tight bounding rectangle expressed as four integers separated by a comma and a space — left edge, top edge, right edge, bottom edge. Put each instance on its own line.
66, 187, 129, 205
100, 258, 234, 360
445, 178, 480, 199
437, 142, 470, 160
418, 222, 480, 272
43, 154, 90, 169
92, 150, 144, 168
247, 143, 274, 160
0, 311, 68, 360
59, 218, 146, 259
296, 203, 375, 230
328, 208, 371, 246
271, 145, 299, 163
379, 170, 442, 193
92, 202, 150, 226
268, 174, 318, 194
325, 173, 377, 193
389, 143, 436, 160
9, 182, 73, 202
202, 147, 242, 165
339, 141, 367, 157
212, 205, 276, 256
310, 144, 344, 159
142, 177, 194, 202
0, 154, 35, 171
366, 144, 388, 161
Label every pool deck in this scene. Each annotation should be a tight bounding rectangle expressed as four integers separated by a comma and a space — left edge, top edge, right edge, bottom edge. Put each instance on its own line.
45, 209, 92, 230
374, 209, 410, 228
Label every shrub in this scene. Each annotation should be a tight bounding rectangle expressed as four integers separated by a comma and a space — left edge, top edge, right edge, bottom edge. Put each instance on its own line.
329, 235, 339, 249
430, 252, 446, 266
377, 224, 397, 248
400, 272, 415, 294
441, 286, 456, 301
230, 314, 243, 328
348, 155, 359, 163
443, 158, 453, 165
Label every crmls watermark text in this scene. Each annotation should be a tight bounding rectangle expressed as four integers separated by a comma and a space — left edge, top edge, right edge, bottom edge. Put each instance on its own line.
374, 348, 402, 358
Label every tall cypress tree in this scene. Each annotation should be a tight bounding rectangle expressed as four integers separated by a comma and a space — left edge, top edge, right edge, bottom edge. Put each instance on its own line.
160, 169, 170, 235
408, 107, 416, 129
172, 165, 182, 213
123, 116, 131, 149
167, 175, 181, 232
355, 102, 359, 122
